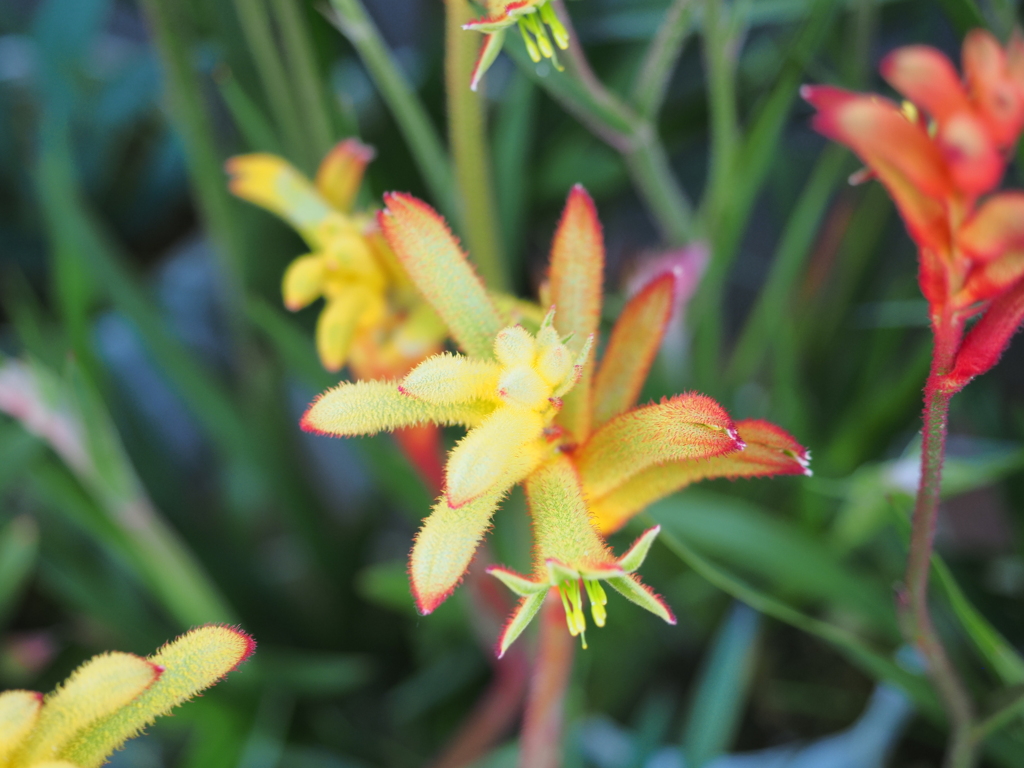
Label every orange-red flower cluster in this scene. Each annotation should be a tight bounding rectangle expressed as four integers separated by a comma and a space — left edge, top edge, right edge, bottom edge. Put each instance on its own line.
804, 30, 1024, 390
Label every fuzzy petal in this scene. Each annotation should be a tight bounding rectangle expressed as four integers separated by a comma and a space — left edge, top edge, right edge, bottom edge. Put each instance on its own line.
577, 393, 741, 499
803, 87, 952, 251
16, 653, 160, 766
957, 251, 1024, 305
379, 193, 504, 360
410, 491, 504, 614
302, 380, 495, 436
589, 419, 810, 534
548, 185, 604, 441
880, 45, 971, 122
487, 565, 547, 596
225, 154, 332, 246
0, 690, 42, 760
495, 591, 547, 657
315, 138, 375, 212
592, 273, 675, 428
400, 352, 500, 405
62, 626, 255, 768
958, 192, 1024, 262
282, 254, 326, 311
316, 290, 369, 372
605, 575, 676, 624
616, 526, 662, 573
445, 407, 545, 507
963, 29, 1024, 148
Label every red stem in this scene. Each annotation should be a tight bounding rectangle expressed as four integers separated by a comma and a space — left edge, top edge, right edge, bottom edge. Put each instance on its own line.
902, 310, 976, 768
519, 594, 575, 768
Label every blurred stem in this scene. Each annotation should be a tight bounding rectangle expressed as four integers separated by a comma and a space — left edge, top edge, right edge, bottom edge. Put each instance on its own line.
519, 595, 574, 768
444, 0, 508, 291
232, 0, 310, 168
972, 687, 1024, 746
139, 0, 246, 313
903, 312, 976, 768
270, 0, 335, 159
326, 0, 458, 222
632, 0, 696, 119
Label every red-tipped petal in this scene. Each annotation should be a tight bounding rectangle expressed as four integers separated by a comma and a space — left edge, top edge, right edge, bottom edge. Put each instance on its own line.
958, 192, 1024, 262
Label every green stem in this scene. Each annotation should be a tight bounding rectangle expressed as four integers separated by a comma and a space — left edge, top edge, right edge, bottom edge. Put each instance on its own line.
631, 0, 697, 119
902, 312, 977, 768
444, 0, 508, 291
622, 126, 693, 245
326, 0, 458, 222
972, 688, 1024, 746
519, 594, 575, 768
232, 0, 310, 168
270, 0, 336, 158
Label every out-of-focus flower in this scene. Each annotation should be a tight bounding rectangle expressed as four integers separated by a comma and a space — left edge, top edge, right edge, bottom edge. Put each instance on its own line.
301, 187, 809, 654
803, 30, 1024, 390
0, 625, 254, 768
226, 139, 446, 378
464, 1, 571, 91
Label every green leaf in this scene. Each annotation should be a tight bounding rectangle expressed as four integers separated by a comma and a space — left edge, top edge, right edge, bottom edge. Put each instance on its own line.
0, 516, 39, 626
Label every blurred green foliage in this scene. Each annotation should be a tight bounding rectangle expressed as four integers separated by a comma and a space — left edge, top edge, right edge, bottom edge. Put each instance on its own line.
1, 0, 1024, 766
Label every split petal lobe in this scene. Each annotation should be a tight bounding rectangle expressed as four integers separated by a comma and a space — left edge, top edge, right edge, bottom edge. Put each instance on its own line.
302, 380, 494, 436
16, 652, 160, 765
605, 575, 676, 625
62, 626, 255, 768
282, 254, 326, 311
589, 418, 810, 534
946, 278, 1024, 389
496, 592, 546, 658
470, 31, 506, 91
379, 193, 503, 360
446, 407, 545, 507
577, 393, 740, 499
0, 690, 42, 760
593, 274, 675, 427
958, 192, 1024, 262
549, 185, 604, 441
316, 290, 369, 372
964, 29, 1024, 147
616, 526, 661, 573
315, 138, 375, 212
411, 491, 504, 614
487, 565, 547, 597
400, 353, 500, 405
880, 45, 971, 122
526, 454, 613, 572
225, 154, 332, 245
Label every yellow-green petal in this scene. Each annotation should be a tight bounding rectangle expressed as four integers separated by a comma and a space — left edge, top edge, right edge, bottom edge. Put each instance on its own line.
282, 254, 326, 311
400, 353, 500, 405
15, 652, 159, 766
0, 690, 42, 761
302, 380, 494, 436
61, 626, 255, 768
496, 591, 547, 658
316, 289, 369, 372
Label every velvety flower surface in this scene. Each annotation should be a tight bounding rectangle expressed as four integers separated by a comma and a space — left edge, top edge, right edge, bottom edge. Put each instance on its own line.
0, 625, 254, 768
803, 30, 1024, 390
302, 186, 808, 653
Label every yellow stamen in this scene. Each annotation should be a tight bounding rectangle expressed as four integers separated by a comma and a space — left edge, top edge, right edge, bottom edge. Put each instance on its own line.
540, 3, 569, 49
518, 19, 542, 63
584, 579, 608, 628
522, 13, 554, 59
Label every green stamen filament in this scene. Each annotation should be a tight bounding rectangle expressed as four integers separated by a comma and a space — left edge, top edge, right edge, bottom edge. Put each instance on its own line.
584, 579, 608, 627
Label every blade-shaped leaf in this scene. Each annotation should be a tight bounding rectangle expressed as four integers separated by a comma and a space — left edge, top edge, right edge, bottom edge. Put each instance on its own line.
410, 491, 504, 614
576, 394, 740, 499
379, 193, 503, 359
302, 380, 495, 436
592, 273, 675, 428
591, 419, 810, 534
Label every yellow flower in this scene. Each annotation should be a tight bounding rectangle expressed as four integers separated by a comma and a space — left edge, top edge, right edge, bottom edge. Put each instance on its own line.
226, 139, 445, 377
300, 187, 810, 654
463, 1, 571, 90
0, 626, 253, 768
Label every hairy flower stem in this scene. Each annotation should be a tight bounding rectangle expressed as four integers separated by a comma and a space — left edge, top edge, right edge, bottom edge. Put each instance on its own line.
519, 594, 575, 768
903, 312, 977, 768
444, 0, 508, 291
